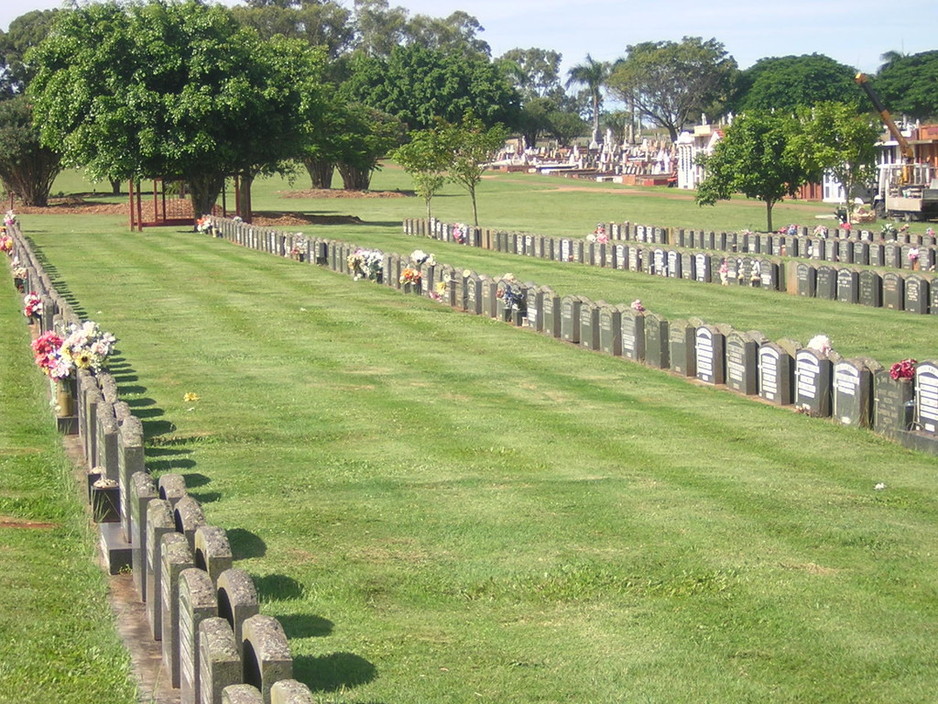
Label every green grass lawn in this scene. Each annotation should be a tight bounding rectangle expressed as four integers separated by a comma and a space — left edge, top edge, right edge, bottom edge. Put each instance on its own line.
11, 180, 938, 703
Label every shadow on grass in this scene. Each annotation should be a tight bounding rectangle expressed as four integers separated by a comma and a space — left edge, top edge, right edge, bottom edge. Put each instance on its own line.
255, 573, 305, 601
293, 652, 377, 693
180, 472, 211, 488
277, 613, 334, 639
25, 239, 90, 321
227, 527, 267, 559
188, 490, 222, 504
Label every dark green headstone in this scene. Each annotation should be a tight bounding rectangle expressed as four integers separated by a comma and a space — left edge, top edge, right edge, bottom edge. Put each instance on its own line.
643, 313, 669, 369
541, 289, 561, 338
832, 358, 875, 427
836, 268, 859, 304
873, 371, 914, 434
904, 275, 929, 314
883, 272, 904, 310
816, 266, 836, 299
859, 270, 882, 308
795, 350, 832, 416
725, 331, 762, 395
561, 296, 582, 343
621, 310, 646, 362
669, 320, 696, 377
599, 306, 622, 356
695, 254, 711, 283
796, 263, 817, 297
579, 301, 601, 350
758, 341, 797, 405
694, 325, 725, 384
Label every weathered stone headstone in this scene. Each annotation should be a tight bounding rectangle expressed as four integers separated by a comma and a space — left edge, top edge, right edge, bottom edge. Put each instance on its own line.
873, 370, 915, 435
915, 362, 938, 433
669, 319, 697, 377
222, 684, 264, 704
883, 272, 905, 310
561, 296, 582, 344
725, 331, 764, 395
681, 252, 694, 280
695, 325, 725, 384
194, 526, 233, 587
200, 618, 243, 704
162, 533, 196, 688
815, 266, 836, 299
832, 358, 877, 427
241, 615, 293, 704
905, 274, 929, 314
146, 499, 176, 639
525, 286, 543, 331
179, 568, 219, 704
758, 340, 798, 405
621, 309, 646, 362
481, 277, 498, 318
836, 268, 859, 304
131, 472, 158, 601
159, 474, 187, 509
859, 270, 883, 308
643, 313, 669, 369
869, 243, 884, 267
175, 495, 207, 552
884, 243, 900, 268
216, 569, 260, 658
853, 241, 870, 265
795, 349, 832, 416
465, 274, 482, 315
796, 263, 816, 297
271, 679, 315, 704
599, 305, 622, 356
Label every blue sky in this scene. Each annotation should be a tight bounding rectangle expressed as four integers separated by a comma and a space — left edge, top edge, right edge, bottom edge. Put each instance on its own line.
2, 0, 934, 75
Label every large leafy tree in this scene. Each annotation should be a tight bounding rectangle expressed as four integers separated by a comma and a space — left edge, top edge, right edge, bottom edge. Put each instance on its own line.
333, 103, 403, 190
499, 47, 564, 102
696, 111, 813, 232
792, 102, 880, 218
0, 9, 59, 97
0, 95, 61, 205
875, 50, 938, 121
732, 54, 858, 113
608, 37, 737, 142
566, 54, 609, 144
28, 0, 324, 218
343, 43, 519, 130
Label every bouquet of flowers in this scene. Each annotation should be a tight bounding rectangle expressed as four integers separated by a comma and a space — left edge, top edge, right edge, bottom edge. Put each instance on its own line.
195, 215, 213, 233
32, 331, 72, 380
4, 210, 16, 228
889, 358, 917, 381
496, 274, 526, 315
59, 321, 117, 374
347, 248, 384, 281
23, 292, 42, 318
400, 267, 422, 286
813, 225, 828, 237
630, 299, 645, 312
881, 222, 898, 238
586, 224, 609, 244
451, 223, 467, 244
908, 247, 920, 263
0, 234, 12, 254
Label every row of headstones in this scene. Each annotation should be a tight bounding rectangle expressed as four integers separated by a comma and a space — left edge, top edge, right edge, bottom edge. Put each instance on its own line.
406, 217, 938, 263
8, 225, 317, 704
402, 218, 938, 314
204, 217, 938, 447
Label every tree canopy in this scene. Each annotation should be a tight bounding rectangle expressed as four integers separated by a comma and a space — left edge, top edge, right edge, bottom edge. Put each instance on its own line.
608, 37, 737, 142
28, 0, 325, 215
732, 54, 859, 113
0, 95, 61, 205
342, 43, 519, 130
696, 112, 813, 232
874, 50, 938, 121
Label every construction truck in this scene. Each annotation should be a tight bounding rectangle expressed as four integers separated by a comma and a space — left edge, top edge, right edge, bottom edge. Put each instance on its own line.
856, 73, 938, 221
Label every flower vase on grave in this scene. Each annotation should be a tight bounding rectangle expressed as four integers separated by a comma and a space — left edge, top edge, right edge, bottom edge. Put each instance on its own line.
54, 377, 75, 418
13, 277, 25, 293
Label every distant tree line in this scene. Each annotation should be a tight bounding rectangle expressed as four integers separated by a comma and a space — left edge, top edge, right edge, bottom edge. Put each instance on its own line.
0, 1, 933, 217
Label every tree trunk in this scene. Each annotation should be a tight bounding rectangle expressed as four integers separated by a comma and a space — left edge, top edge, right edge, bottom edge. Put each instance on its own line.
337, 162, 372, 191
303, 157, 335, 189
109, 178, 122, 196
469, 184, 479, 226
187, 173, 226, 224
425, 196, 432, 221
765, 199, 775, 233
237, 172, 254, 224
0, 147, 61, 207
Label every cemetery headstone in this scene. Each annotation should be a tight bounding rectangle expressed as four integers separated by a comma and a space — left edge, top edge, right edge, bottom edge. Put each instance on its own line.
216, 569, 260, 658
621, 309, 646, 362
905, 275, 929, 314
795, 349, 832, 416
915, 362, 938, 433
669, 319, 697, 377
873, 370, 915, 435
131, 472, 158, 601
561, 296, 582, 344
882, 272, 905, 310
200, 618, 243, 704
599, 305, 623, 356
695, 253, 711, 283
146, 499, 176, 640
241, 615, 293, 704
796, 263, 817, 297
815, 266, 836, 300
833, 358, 877, 427
643, 313, 669, 369
695, 325, 725, 384
162, 533, 196, 688
725, 331, 764, 395
758, 340, 798, 405
580, 300, 601, 350
541, 289, 561, 338
859, 270, 883, 308
194, 526, 233, 586
179, 568, 219, 704
836, 268, 859, 304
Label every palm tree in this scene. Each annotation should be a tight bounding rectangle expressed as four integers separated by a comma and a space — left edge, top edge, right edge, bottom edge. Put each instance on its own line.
878, 50, 906, 73
566, 54, 609, 145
